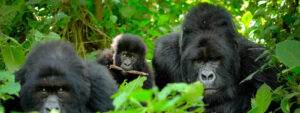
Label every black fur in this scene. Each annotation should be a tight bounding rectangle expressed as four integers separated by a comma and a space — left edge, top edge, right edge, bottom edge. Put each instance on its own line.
153, 3, 278, 113
97, 34, 154, 89
4, 41, 117, 113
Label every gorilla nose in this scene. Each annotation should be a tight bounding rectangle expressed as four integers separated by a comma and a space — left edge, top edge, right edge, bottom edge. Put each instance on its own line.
43, 96, 61, 113
199, 71, 216, 83
124, 63, 131, 66
45, 106, 60, 112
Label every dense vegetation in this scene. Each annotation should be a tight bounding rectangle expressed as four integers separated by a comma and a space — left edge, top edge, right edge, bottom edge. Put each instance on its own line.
0, 0, 299, 113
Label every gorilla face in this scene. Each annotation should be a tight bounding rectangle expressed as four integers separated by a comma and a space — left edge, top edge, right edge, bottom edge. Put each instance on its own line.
180, 31, 240, 103
19, 65, 91, 113
119, 51, 138, 70
16, 42, 91, 113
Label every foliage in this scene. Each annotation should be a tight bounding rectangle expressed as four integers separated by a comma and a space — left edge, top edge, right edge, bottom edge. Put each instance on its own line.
0, 72, 21, 113
110, 76, 204, 113
0, 0, 299, 113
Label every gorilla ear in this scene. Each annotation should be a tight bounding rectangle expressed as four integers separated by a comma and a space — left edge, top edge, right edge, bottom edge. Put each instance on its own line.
14, 67, 27, 85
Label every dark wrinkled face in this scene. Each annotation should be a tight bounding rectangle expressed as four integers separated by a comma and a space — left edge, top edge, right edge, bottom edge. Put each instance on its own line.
118, 51, 138, 70
181, 31, 240, 103
19, 68, 90, 113
35, 76, 70, 113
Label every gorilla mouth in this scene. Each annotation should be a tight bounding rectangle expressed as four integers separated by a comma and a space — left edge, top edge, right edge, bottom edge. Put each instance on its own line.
204, 88, 219, 95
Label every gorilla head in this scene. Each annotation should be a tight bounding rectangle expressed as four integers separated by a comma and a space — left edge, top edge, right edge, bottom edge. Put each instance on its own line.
15, 42, 91, 113
111, 34, 147, 71
153, 3, 278, 112
180, 3, 241, 104
97, 34, 153, 89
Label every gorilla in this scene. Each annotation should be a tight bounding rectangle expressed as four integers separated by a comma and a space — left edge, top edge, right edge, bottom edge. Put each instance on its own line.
4, 41, 118, 113
153, 3, 279, 113
97, 34, 154, 89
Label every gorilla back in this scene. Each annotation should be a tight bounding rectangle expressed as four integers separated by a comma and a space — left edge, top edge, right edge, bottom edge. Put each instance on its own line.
153, 3, 278, 113
12, 41, 117, 113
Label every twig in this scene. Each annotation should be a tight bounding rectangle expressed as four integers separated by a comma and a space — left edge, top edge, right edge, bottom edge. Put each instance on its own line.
109, 65, 149, 76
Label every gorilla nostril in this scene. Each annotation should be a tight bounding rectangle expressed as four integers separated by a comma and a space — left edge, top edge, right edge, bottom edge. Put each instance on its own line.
46, 108, 51, 112
208, 74, 213, 80
201, 74, 207, 80
200, 72, 215, 82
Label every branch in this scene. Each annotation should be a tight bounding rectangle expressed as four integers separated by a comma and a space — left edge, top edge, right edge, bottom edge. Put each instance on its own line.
109, 65, 149, 76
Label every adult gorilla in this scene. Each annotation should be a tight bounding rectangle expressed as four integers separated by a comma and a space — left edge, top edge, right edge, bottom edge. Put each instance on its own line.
153, 3, 278, 112
6, 41, 117, 113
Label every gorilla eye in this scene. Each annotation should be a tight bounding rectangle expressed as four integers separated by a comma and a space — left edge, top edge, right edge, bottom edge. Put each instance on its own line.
42, 88, 47, 93
57, 88, 64, 94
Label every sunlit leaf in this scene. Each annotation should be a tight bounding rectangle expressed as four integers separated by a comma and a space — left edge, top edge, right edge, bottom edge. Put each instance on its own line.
242, 11, 253, 28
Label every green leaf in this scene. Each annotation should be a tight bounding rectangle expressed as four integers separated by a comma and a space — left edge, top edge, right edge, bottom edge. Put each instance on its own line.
242, 11, 253, 28
110, 15, 118, 24
248, 107, 259, 113
288, 65, 300, 74
113, 93, 129, 110
157, 15, 169, 25
280, 92, 300, 113
46, 32, 61, 41
183, 82, 204, 103
255, 84, 272, 113
0, 81, 21, 95
54, 12, 68, 20
50, 109, 60, 113
294, 108, 300, 113
119, 5, 135, 18
1, 42, 25, 72
86, 50, 99, 60
0, 72, 21, 95
0, 104, 3, 113
131, 90, 153, 102
253, 9, 266, 18
276, 40, 300, 67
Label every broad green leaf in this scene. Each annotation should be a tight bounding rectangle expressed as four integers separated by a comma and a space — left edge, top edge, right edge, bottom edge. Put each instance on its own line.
113, 93, 129, 110
183, 82, 204, 103
0, 72, 21, 95
288, 65, 300, 74
276, 40, 300, 67
255, 84, 272, 113
1, 43, 25, 72
158, 86, 172, 100
162, 95, 181, 110
130, 90, 153, 102
0, 82, 21, 95
153, 100, 168, 111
